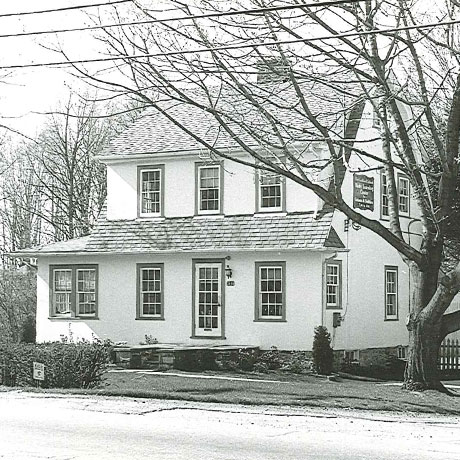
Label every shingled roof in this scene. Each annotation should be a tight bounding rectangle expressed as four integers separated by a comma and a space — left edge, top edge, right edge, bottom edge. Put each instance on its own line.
16, 211, 344, 256
100, 80, 360, 157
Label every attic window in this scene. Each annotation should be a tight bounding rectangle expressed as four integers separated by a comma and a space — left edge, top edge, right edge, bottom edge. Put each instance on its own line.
139, 165, 164, 217
257, 169, 285, 212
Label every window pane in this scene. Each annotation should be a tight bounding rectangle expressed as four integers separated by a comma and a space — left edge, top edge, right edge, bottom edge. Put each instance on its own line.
140, 267, 162, 316
53, 270, 72, 315
385, 268, 398, 318
260, 171, 282, 209
398, 177, 409, 213
326, 263, 341, 307
382, 174, 389, 216
199, 166, 220, 212
141, 169, 161, 214
259, 265, 283, 318
77, 269, 96, 315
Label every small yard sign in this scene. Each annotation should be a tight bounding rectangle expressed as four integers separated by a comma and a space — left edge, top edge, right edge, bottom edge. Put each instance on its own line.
33, 362, 45, 381
353, 174, 374, 211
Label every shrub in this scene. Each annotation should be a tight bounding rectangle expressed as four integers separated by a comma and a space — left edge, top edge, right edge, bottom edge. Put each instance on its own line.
257, 347, 282, 370
21, 315, 36, 343
312, 326, 333, 375
0, 340, 110, 389
281, 351, 312, 374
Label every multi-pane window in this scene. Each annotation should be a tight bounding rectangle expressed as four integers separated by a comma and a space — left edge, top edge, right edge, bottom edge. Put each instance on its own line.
258, 170, 283, 211
53, 269, 72, 315
198, 165, 221, 214
398, 176, 410, 215
50, 265, 98, 318
139, 167, 163, 216
385, 266, 398, 320
77, 269, 97, 315
137, 264, 164, 319
381, 172, 410, 218
256, 263, 285, 320
326, 262, 342, 309
381, 173, 389, 217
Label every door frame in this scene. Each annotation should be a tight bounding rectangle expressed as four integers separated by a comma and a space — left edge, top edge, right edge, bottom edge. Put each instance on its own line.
191, 258, 226, 339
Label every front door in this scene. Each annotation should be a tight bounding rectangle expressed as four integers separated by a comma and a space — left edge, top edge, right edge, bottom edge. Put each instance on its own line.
194, 262, 222, 337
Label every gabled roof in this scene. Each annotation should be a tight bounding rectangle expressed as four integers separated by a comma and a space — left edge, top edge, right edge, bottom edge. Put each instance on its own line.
100, 81, 361, 157
14, 211, 345, 256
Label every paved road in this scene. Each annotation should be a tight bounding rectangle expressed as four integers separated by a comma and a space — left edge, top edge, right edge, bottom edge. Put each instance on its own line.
0, 391, 459, 460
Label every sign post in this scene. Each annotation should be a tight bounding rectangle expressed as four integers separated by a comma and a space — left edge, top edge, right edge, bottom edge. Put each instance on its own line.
33, 362, 45, 387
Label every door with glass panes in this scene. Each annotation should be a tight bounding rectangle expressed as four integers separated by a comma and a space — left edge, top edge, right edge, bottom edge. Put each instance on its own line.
194, 263, 223, 337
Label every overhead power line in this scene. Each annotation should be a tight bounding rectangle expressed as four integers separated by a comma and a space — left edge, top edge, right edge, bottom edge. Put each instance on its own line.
0, 0, 368, 38
0, 17, 459, 71
0, 1, 131, 19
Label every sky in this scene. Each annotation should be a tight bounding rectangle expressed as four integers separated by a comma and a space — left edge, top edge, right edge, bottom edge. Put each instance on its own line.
0, 0, 132, 139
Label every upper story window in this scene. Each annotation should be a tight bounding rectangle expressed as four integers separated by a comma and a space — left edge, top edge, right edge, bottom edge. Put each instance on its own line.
325, 261, 342, 309
139, 165, 164, 217
255, 262, 286, 321
50, 265, 98, 318
381, 171, 410, 219
257, 169, 285, 212
384, 265, 398, 321
381, 173, 389, 217
196, 163, 222, 215
398, 175, 410, 215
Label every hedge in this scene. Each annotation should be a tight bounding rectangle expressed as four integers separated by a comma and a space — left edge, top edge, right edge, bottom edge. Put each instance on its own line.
0, 340, 110, 389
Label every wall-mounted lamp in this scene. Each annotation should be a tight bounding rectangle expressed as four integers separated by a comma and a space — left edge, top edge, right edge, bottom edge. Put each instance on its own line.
225, 255, 232, 279
225, 265, 233, 279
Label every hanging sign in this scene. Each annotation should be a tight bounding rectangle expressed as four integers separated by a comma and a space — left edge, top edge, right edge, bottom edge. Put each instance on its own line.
353, 174, 374, 211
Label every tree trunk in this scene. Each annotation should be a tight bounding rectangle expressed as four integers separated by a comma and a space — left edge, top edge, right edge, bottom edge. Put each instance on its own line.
404, 316, 443, 391
403, 261, 460, 391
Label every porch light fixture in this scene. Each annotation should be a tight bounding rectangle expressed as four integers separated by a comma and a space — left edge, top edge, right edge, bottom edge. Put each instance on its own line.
225, 264, 233, 279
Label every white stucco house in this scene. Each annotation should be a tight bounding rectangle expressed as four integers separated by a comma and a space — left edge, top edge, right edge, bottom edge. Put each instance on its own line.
15, 82, 424, 363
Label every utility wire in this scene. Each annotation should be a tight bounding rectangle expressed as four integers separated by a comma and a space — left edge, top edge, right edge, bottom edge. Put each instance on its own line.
0, 0, 368, 38
0, 17, 459, 70
0, 1, 131, 19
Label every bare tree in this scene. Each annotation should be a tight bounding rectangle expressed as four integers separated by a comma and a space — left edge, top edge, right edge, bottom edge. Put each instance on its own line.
29, 96, 112, 240
64, 0, 460, 390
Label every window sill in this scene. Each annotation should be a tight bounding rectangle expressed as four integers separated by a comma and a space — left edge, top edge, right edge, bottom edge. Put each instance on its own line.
193, 213, 224, 219
190, 335, 226, 340
135, 317, 165, 321
48, 316, 99, 321
254, 319, 287, 322
384, 317, 399, 321
254, 211, 286, 217
326, 306, 342, 310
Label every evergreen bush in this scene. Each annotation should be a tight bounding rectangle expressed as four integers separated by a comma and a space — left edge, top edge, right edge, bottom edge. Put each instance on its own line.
312, 326, 333, 375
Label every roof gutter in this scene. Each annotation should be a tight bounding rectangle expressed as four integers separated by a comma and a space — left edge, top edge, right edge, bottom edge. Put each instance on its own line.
10, 246, 349, 258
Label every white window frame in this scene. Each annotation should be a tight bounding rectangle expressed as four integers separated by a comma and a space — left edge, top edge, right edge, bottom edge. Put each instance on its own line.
76, 269, 97, 317
139, 166, 163, 217
257, 170, 284, 212
197, 164, 221, 215
398, 175, 410, 216
50, 265, 98, 318
325, 261, 342, 309
137, 264, 164, 320
255, 262, 286, 321
381, 172, 389, 218
385, 266, 398, 320
53, 269, 72, 316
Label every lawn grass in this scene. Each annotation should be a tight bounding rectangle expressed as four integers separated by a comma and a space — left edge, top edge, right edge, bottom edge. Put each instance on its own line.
93, 369, 460, 415
4, 368, 460, 415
